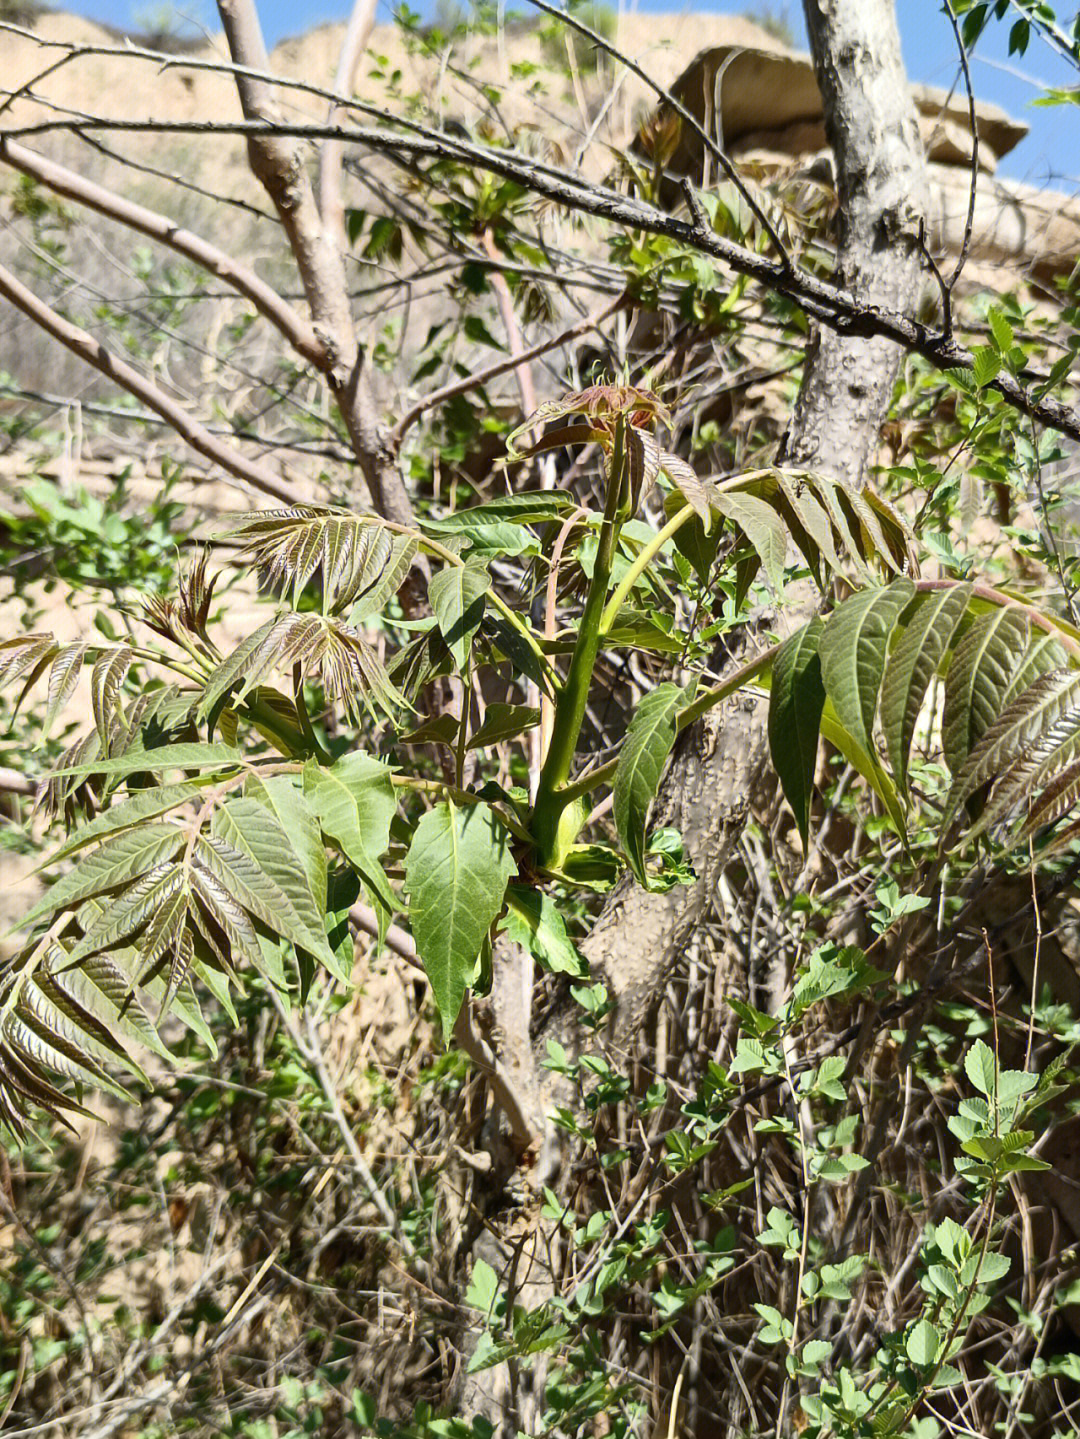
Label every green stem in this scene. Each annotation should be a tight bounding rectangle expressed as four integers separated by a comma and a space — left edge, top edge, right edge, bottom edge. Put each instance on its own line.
389, 773, 531, 842
599, 501, 697, 633
413, 529, 559, 691
454, 664, 471, 788
556, 645, 778, 807
487, 588, 561, 691
127, 646, 205, 684
531, 419, 628, 864
594, 464, 771, 642
671, 645, 777, 728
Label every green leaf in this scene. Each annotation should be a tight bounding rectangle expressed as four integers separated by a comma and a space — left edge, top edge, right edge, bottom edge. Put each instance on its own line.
499, 886, 587, 976
51, 944, 170, 1063
774, 472, 848, 580
603, 610, 684, 654
244, 773, 327, 908
466, 1258, 500, 1314
1003, 629, 1069, 707
972, 346, 1001, 389
988, 309, 1014, 353
422, 493, 576, 531
349, 535, 418, 622
199, 806, 343, 982
820, 701, 907, 837
403, 800, 516, 1035
942, 607, 1029, 776
90, 646, 132, 745
429, 559, 491, 669
43, 782, 205, 866
467, 703, 541, 751
978, 1252, 1011, 1283
769, 617, 825, 846
430, 520, 533, 557
712, 490, 787, 592
15, 945, 150, 1088
50, 742, 242, 781
65, 860, 186, 964
964, 1039, 998, 1097
819, 579, 916, 758
556, 842, 624, 891
663, 458, 715, 523
1001, 1153, 1052, 1171
614, 682, 683, 889
198, 619, 278, 720
801, 1340, 833, 1369
21, 824, 185, 931
42, 642, 89, 739
667, 499, 721, 585
400, 713, 460, 748
303, 754, 398, 923
1018, 754, 1080, 839
905, 1318, 940, 1367
463, 314, 505, 350
483, 616, 556, 695
881, 583, 971, 795
943, 668, 1080, 835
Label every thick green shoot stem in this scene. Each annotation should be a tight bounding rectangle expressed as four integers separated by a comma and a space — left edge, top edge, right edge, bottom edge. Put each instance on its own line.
531, 419, 628, 864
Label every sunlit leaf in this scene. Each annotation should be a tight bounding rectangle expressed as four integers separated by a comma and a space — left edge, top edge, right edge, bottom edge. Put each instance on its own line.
404, 800, 516, 1035
769, 617, 825, 847
614, 682, 682, 888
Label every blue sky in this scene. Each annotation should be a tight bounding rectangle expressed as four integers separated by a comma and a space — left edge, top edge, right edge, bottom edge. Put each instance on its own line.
40, 0, 1080, 186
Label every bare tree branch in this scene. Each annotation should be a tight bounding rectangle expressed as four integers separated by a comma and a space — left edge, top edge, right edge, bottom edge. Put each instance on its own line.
9, 113, 1078, 443
941, 0, 981, 298
525, 0, 793, 267
392, 296, 621, 444
0, 259, 298, 502
482, 228, 538, 422
317, 0, 378, 250
0, 768, 35, 795
0, 138, 331, 371
215, 0, 415, 527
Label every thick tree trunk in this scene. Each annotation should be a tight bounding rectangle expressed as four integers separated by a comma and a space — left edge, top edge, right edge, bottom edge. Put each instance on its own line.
462, 5, 929, 1428
787, 0, 930, 482
216, 0, 415, 526
541, 0, 929, 1065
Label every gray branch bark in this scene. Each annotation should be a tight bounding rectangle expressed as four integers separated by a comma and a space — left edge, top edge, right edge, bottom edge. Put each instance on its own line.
12, 113, 1071, 441
0, 258, 298, 503
215, 0, 415, 526
787, 0, 930, 482
0, 137, 330, 372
